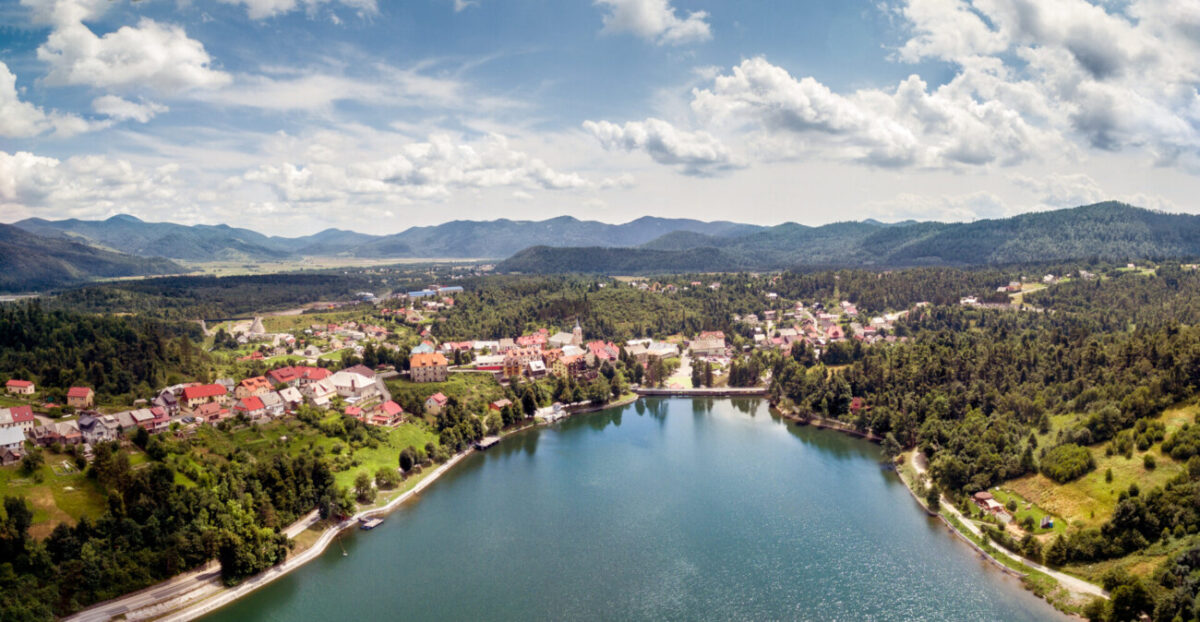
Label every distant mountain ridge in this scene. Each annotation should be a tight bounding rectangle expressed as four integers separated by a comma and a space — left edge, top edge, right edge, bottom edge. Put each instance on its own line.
498, 203, 1200, 273
12, 214, 765, 261
0, 224, 183, 292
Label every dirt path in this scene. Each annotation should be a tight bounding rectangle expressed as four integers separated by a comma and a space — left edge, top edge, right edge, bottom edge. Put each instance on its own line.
909, 452, 1107, 600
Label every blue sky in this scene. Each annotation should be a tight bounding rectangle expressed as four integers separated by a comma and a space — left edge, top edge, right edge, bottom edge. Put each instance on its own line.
1, 0, 1198, 235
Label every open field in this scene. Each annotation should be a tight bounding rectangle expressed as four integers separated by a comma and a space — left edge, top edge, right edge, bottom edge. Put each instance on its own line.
1007, 405, 1193, 530
988, 487, 1066, 536
0, 451, 107, 538
387, 372, 508, 413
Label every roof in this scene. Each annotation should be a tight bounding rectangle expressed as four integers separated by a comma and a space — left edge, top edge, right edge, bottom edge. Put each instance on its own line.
6, 379, 32, 388
0, 426, 25, 446
195, 402, 225, 417
267, 366, 301, 384
67, 386, 93, 398
237, 396, 265, 411
345, 406, 362, 416
343, 364, 377, 378
130, 408, 155, 423
278, 386, 303, 402
8, 406, 34, 423
411, 352, 449, 368
299, 366, 331, 381
426, 392, 448, 405
381, 401, 404, 416
183, 384, 227, 401
973, 491, 993, 501
239, 376, 271, 391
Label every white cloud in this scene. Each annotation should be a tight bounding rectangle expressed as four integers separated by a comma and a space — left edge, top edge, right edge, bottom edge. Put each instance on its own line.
215, 0, 377, 20
452, 0, 479, 11
28, 0, 231, 93
595, 0, 712, 46
239, 133, 592, 204
0, 60, 95, 138
583, 118, 737, 175
0, 150, 183, 219
92, 95, 168, 123
862, 191, 1011, 221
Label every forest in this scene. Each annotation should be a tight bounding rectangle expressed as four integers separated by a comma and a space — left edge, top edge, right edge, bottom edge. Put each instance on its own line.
767, 266, 1200, 621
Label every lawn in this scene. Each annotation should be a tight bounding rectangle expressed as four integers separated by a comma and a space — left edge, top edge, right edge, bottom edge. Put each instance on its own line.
387, 372, 507, 413
0, 451, 107, 538
989, 488, 1066, 535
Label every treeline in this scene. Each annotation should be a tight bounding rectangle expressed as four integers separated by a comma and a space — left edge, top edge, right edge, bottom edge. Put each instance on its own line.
0, 441, 341, 620
0, 302, 207, 402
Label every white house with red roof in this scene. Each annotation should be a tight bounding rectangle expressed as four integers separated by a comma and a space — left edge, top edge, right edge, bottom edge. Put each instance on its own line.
425, 392, 448, 414
0, 406, 36, 432
182, 384, 229, 411
234, 396, 268, 421
67, 386, 94, 409
5, 379, 34, 395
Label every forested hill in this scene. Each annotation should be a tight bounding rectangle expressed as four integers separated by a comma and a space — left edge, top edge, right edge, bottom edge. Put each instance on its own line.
12, 214, 764, 261
498, 203, 1200, 273
0, 224, 183, 292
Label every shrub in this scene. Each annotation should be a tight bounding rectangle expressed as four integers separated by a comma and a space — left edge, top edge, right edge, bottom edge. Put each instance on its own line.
1040, 443, 1096, 483
1142, 454, 1156, 470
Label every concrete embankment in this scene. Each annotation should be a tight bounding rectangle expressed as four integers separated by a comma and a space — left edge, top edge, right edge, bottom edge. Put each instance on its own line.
634, 387, 768, 397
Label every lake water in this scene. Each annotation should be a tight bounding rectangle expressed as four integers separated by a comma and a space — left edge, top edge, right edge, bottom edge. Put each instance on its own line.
204, 398, 1065, 621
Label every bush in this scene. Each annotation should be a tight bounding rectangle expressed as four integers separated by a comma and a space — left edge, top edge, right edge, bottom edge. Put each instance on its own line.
1040, 444, 1096, 483
1142, 454, 1156, 470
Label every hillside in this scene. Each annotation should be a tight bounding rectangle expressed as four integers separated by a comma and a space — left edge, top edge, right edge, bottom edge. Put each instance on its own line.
501, 203, 1200, 273
0, 224, 184, 292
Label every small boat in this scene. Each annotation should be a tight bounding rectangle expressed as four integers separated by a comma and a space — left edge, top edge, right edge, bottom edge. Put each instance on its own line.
360, 517, 384, 530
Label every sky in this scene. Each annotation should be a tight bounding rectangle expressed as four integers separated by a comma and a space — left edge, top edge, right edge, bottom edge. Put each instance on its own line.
1, 0, 1199, 236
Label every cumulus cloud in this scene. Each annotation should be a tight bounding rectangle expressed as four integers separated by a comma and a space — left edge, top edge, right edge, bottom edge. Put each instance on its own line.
216, 0, 377, 20
0, 60, 95, 138
688, 57, 1059, 168
862, 191, 1011, 222
889, 0, 1200, 168
239, 133, 592, 204
26, 0, 231, 93
91, 95, 168, 123
0, 150, 183, 219
452, 0, 479, 11
595, 0, 711, 46
583, 118, 737, 175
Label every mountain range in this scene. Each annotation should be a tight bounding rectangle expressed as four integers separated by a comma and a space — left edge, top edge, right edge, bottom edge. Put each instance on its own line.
12, 214, 763, 262
498, 203, 1200, 273
5, 202, 1200, 291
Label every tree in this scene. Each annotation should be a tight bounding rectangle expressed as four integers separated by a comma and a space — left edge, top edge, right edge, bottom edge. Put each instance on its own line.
399, 447, 417, 473
882, 433, 902, 460
354, 471, 376, 503
1045, 535, 1068, 567
375, 467, 401, 489
19, 448, 44, 477
704, 361, 714, 387
925, 483, 940, 511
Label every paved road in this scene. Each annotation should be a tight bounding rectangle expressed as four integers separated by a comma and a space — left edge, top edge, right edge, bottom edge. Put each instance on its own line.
63, 511, 321, 622
910, 452, 1107, 600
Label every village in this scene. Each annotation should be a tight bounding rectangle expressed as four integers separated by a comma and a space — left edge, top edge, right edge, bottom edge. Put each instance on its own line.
0, 276, 918, 469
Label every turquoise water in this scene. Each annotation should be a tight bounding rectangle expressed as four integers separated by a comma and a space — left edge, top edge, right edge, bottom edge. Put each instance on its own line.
204, 398, 1066, 621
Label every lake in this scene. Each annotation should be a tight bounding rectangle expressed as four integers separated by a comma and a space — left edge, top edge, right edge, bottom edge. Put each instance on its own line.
203, 398, 1065, 621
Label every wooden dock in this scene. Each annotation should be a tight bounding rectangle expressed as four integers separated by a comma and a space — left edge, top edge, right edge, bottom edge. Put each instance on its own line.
359, 517, 384, 530
474, 436, 501, 450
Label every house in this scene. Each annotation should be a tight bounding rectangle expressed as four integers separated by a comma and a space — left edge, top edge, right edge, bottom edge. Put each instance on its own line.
587, 341, 619, 362
331, 369, 378, 400
234, 396, 268, 421
278, 386, 304, 411
5, 379, 34, 395
972, 491, 1010, 519
129, 407, 169, 433
153, 390, 180, 417
77, 413, 115, 444
195, 402, 231, 424
1, 446, 23, 466
527, 359, 547, 378
0, 426, 26, 454
689, 337, 726, 357
182, 384, 229, 411
626, 344, 649, 365
489, 399, 513, 412
235, 376, 272, 399
503, 348, 541, 378
296, 366, 332, 385
371, 401, 404, 426
267, 366, 302, 387
410, 352, 449, 383
425, 392, 449, 415
647, 342, 679, 359
553, 354, 588, 379
0, 406, 36, 432
260, 391, 286, 417
56, 420, 82, 445
67, 386, 94, 409
344, 405, 363, 420
302, 379, 337, 407
28, 425, 59, 447
411, 342, 435, 355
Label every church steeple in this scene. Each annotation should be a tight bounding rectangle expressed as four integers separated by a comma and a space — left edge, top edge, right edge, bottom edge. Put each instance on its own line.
572, 319, 582, 346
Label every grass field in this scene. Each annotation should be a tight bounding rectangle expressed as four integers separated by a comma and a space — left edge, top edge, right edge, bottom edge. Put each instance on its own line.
0, 451, 107, 538
386, 372, 508, 413
1007, 405, 1192, 530
989, 488, 1066, 535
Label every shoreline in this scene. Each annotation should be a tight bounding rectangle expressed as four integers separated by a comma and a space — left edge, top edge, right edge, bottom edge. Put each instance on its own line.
66, 393, 1098, 621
